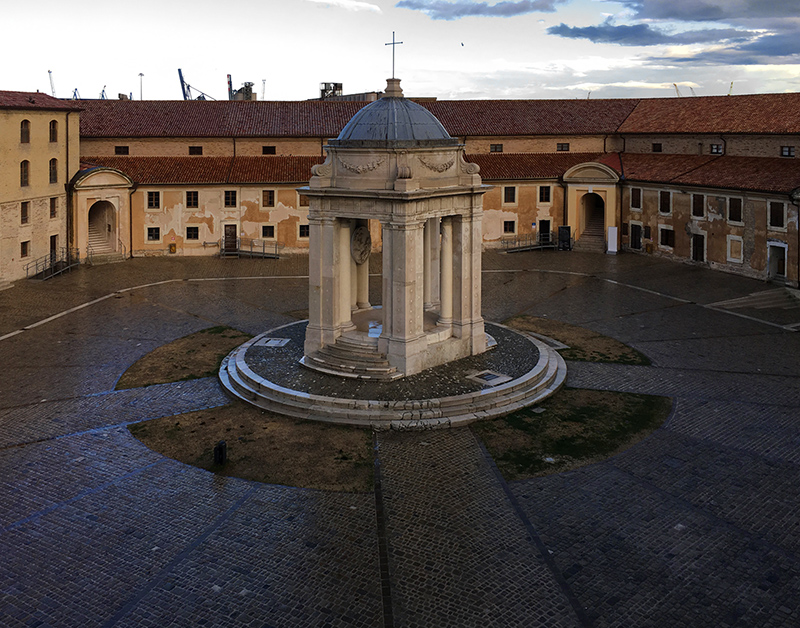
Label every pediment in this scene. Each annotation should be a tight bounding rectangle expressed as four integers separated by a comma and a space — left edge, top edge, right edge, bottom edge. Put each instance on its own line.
563, 162, 619, 183
73, 167, 133, 189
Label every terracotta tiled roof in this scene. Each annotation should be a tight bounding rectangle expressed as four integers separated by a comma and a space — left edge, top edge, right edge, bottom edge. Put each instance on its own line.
620, 153, 800, 194
0, 91, 82, 111
618, 93, 800, 134
81, 156, 323, 184
78, 98, 640, 138
424, 99, 640, 136
466, 152, 603, 180
78, 100, 367, 138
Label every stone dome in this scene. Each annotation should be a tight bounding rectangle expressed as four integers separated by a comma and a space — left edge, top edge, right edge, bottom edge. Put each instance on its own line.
329, 79, 458, 148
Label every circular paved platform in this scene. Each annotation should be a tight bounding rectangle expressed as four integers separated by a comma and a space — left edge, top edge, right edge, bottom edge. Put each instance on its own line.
219, 320, 566, 428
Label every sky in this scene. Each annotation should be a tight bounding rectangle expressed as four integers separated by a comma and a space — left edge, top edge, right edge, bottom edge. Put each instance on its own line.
4, 0, 800, 101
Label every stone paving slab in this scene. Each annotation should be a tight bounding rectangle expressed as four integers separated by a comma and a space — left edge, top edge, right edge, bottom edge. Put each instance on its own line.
377, 429, 582, 627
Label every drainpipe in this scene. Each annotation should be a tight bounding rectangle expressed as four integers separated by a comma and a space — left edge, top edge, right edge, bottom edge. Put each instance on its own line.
790, 188, 800, 287
129, 183, 138, 259
65, 111, 73, 251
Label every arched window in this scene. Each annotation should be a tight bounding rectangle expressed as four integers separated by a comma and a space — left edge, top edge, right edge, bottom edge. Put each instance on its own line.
20, 120, 30, 143
49, 158, 58, 183
49, 120, 58, 142
20, 161, 29, 186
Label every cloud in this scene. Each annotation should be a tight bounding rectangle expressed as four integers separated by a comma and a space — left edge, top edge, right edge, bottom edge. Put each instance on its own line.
395, 0, 566, 20
604, 0, 800, 22
650, 28, 800, 65
547, 18, 753, 46
306, 0, 381, 12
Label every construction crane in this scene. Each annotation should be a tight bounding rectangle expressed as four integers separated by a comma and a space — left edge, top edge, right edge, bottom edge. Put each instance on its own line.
178, 69, 215, 100
48, 70, 56, 98
673, 83, 682, 97
100, 86, 107, 100
728, 81, 734, 96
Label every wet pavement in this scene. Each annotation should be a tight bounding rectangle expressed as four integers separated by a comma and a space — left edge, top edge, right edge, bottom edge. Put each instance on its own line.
0, 250, 799, 627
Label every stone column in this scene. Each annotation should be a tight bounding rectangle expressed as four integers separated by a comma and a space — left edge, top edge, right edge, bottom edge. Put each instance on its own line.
439, 216, 453, 325
452, 208, 486, 354
378, 220, 393, 356
357, 259, 370, 310
423, 218, 432, 310
429, 216, 440, 309
304, 216, 338, 355
338, 218, 354, 331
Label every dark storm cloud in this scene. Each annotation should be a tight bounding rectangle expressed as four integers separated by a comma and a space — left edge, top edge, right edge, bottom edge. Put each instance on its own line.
650, 29, 800, 65
608, 0, 800, 22
395, 0, 565, 20
547, 19, 751, 46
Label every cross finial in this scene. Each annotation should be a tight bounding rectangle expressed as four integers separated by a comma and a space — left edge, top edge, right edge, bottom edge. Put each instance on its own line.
385, 31, 403, 79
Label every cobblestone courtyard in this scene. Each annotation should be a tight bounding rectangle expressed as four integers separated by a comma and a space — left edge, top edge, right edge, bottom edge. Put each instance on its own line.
1, 251, 798, 627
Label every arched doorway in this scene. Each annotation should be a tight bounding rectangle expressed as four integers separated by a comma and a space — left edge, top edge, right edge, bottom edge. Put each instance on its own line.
576, 192, 605, 252
87, 201, 117, 254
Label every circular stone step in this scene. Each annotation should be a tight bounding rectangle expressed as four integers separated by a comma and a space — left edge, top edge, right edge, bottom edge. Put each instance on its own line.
218, 320, 566, 430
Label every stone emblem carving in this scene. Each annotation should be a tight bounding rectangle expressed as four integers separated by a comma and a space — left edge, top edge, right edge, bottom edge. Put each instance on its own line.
350, 226, 371, 265
418, 156, 455, 173
339, 156, 386, 174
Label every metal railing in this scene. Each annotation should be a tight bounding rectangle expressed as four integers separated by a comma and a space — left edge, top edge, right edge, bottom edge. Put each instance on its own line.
25, 247, 81, 280
220, 237, 284, 259
501, 231, 558, 252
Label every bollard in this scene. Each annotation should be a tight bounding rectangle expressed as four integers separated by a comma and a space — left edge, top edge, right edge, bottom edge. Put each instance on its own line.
213, 440, 227, 465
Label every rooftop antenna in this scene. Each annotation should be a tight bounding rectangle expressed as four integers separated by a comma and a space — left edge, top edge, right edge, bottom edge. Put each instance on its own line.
139, 73, 144, 100
385, 31, 403, 79
48, 70, 56, 97
261, 79, 266, 100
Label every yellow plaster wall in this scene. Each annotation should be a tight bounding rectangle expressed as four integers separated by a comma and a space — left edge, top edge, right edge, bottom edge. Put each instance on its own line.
81, 137, 326, 157
464, 135, 607, 154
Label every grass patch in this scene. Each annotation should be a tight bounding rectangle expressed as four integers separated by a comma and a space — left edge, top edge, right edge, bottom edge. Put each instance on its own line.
505, 315, 650, 365
128, 401, 373, 492
472, 388, 671, 481
116, 326, 252, 390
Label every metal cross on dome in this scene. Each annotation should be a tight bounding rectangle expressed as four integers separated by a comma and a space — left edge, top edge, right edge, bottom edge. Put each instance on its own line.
385, 31, 404, 79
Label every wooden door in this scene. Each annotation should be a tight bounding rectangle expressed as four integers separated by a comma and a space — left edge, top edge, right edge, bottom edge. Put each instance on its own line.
224, 224, 238, 252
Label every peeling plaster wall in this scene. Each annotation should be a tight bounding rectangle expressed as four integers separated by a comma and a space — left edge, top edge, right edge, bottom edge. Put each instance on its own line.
481, 181, 563, 244
621, 184, 798, 284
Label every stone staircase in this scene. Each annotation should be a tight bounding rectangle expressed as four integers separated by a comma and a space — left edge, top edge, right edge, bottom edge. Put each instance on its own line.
87, 224, 125, 264
573, 214, 606, 253
300, 333, 402, 381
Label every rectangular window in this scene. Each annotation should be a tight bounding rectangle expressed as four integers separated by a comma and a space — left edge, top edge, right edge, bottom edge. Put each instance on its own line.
298, 224, 310, 238
186, 226, 199, 240
21, 241, 30, 258
659, 190, 671, 214
621, 222, 629, 236
147, 227, 161, 242
298, 194, 309, 207
147, 191, 160, 209
769, 201, 786, 229
503, 186, 516, 204
188, 146, 203, 155
692, 193, 705, 218
262, 146, 276, 155
21, 202, 29, 225
728, 197, 743, 223
652, 143, 663, 153
262, 225, 275, 239
503, 220, 516, 234
489, 144, 503, 153
50, 197, 58, 218
224, 191, 237, 208
631, 187, 642, 210
643, 225, 652, 240
186, 191, 198, 208
539, 186, 551, 203
115, 146, 129, 155
556, 143, 569, 152
781, 146, 795, 158
659, 227, 675, 248
710, 144, 723, 155
262, 190, 275, 207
